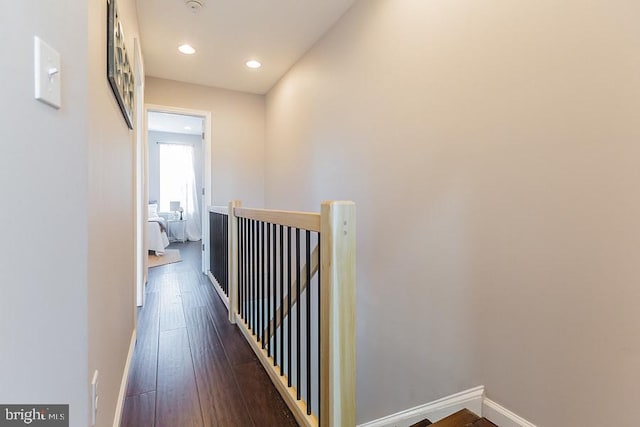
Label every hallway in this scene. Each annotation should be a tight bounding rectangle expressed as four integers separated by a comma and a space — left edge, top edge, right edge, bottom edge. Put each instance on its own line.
121, 241, 298, 427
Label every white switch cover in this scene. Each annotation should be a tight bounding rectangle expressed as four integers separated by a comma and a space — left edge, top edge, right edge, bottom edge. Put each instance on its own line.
34, 36, 61, 108
91, 370, 99, 426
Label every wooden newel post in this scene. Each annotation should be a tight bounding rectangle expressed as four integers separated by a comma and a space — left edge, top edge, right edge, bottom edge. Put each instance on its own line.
228, 200, 241, 324
320, 201, 356, 427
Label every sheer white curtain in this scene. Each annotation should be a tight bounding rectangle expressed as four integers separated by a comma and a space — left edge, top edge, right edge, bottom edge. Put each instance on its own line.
159, 143, 201, 241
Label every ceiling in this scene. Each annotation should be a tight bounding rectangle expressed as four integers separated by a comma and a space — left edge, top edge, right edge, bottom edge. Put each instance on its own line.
136, 0, 357, 95
148, 111, 203, 135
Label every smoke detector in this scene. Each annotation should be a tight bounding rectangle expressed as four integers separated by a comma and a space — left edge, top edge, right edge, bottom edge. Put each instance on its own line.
185, 0, 204, 13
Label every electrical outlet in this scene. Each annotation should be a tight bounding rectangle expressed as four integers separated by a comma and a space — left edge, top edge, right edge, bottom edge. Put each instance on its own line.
91, 370, 99, 426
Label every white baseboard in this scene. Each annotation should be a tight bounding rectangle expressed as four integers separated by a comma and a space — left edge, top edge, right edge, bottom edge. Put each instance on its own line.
357, 386, 484, 427
358, 386, 537, 427
112, 329, 137, 427
482, 398, 537, 427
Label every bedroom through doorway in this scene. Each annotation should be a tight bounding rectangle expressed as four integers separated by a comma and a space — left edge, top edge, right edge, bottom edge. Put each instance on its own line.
144, 107, 211, 285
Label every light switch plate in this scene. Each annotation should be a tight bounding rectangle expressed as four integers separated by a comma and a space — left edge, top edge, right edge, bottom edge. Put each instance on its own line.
34, 36, 61, 109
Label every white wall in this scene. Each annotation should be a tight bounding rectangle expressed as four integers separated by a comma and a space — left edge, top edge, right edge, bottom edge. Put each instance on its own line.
0, 2, 89, 424
145, 78, 265, 207
87, 0, 140, 425
147, 130, 203, 213
265, 1, 640, 425
0, 1, 140, 426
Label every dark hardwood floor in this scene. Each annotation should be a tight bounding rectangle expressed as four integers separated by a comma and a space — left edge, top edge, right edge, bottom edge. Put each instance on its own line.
121, 241, 298, 427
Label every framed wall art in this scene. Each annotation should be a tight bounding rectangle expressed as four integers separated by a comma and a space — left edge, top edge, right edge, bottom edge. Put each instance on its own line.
107, 0, 134, 129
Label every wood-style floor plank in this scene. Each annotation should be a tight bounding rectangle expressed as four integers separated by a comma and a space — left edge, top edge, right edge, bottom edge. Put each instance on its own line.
178, 270, 203, 294
121, 391, 155, 427
181, 287, 212, 310
156, 328, 203, 427
205, 284, 256, 366
121, 241, 297, 427
158, 275, 186, 332
232, 358, 299, 427
185, 306, 255, 427
126, 292, 159, 396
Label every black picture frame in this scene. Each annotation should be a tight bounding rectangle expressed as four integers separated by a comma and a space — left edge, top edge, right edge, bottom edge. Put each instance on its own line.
107, 0, 134, 129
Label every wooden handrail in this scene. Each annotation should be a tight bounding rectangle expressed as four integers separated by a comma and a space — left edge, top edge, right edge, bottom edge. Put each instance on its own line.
234, 207, 321, 232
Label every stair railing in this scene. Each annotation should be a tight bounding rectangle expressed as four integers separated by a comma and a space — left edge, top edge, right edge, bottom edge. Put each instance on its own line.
208, 206, 229, 308
226, 200, 356, 427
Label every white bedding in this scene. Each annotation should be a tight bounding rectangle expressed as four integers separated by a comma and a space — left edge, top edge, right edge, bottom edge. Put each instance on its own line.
147, 217, 169, 255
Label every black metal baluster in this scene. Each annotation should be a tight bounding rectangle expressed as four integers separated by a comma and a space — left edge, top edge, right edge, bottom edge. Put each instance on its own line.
244, 218, 248, 321
256, 220, 259, 338
287, 226, 292, 387
249, 219, 252, 324
243, 218, 251, 325
258, 221, 263, 343
224, 213, 227, 294
266, 222, 271, 352
264, 223, 268, 355
225, 214, 229, 298
306, 230, 312, 413
225, 214, 228, 294
263, 221, 267, 347
254, 219, 258, 335
242, 218, 249, 325
255, 219, 259, 336
242, 218, 246, 320
272, 223, 277, 366
238, 217, 242, 319
248, 220, 251, 329
254, 220, 258, 333
252, 219, 257, 334
220, 213, 223, 291
216, 213, 219, 292
222, 214, 225, 292
252, 221, 260, 334
280, 224, 284, 375
224, 214, 228, 295
296, 228, 301, 400
246, 219, 249, 320
246, 219, 250, 327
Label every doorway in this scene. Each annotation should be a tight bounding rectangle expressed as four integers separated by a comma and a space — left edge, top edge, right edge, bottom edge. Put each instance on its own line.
138, 104, 212, 306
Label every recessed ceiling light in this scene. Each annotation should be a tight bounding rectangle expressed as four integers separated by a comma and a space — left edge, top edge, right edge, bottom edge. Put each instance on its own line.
184, 126, 192, 130
246, 59, 262, 69
178, 44, 196, 55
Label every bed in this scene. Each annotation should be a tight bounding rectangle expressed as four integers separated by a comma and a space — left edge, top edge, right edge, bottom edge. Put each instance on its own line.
148, 203, 169, 255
